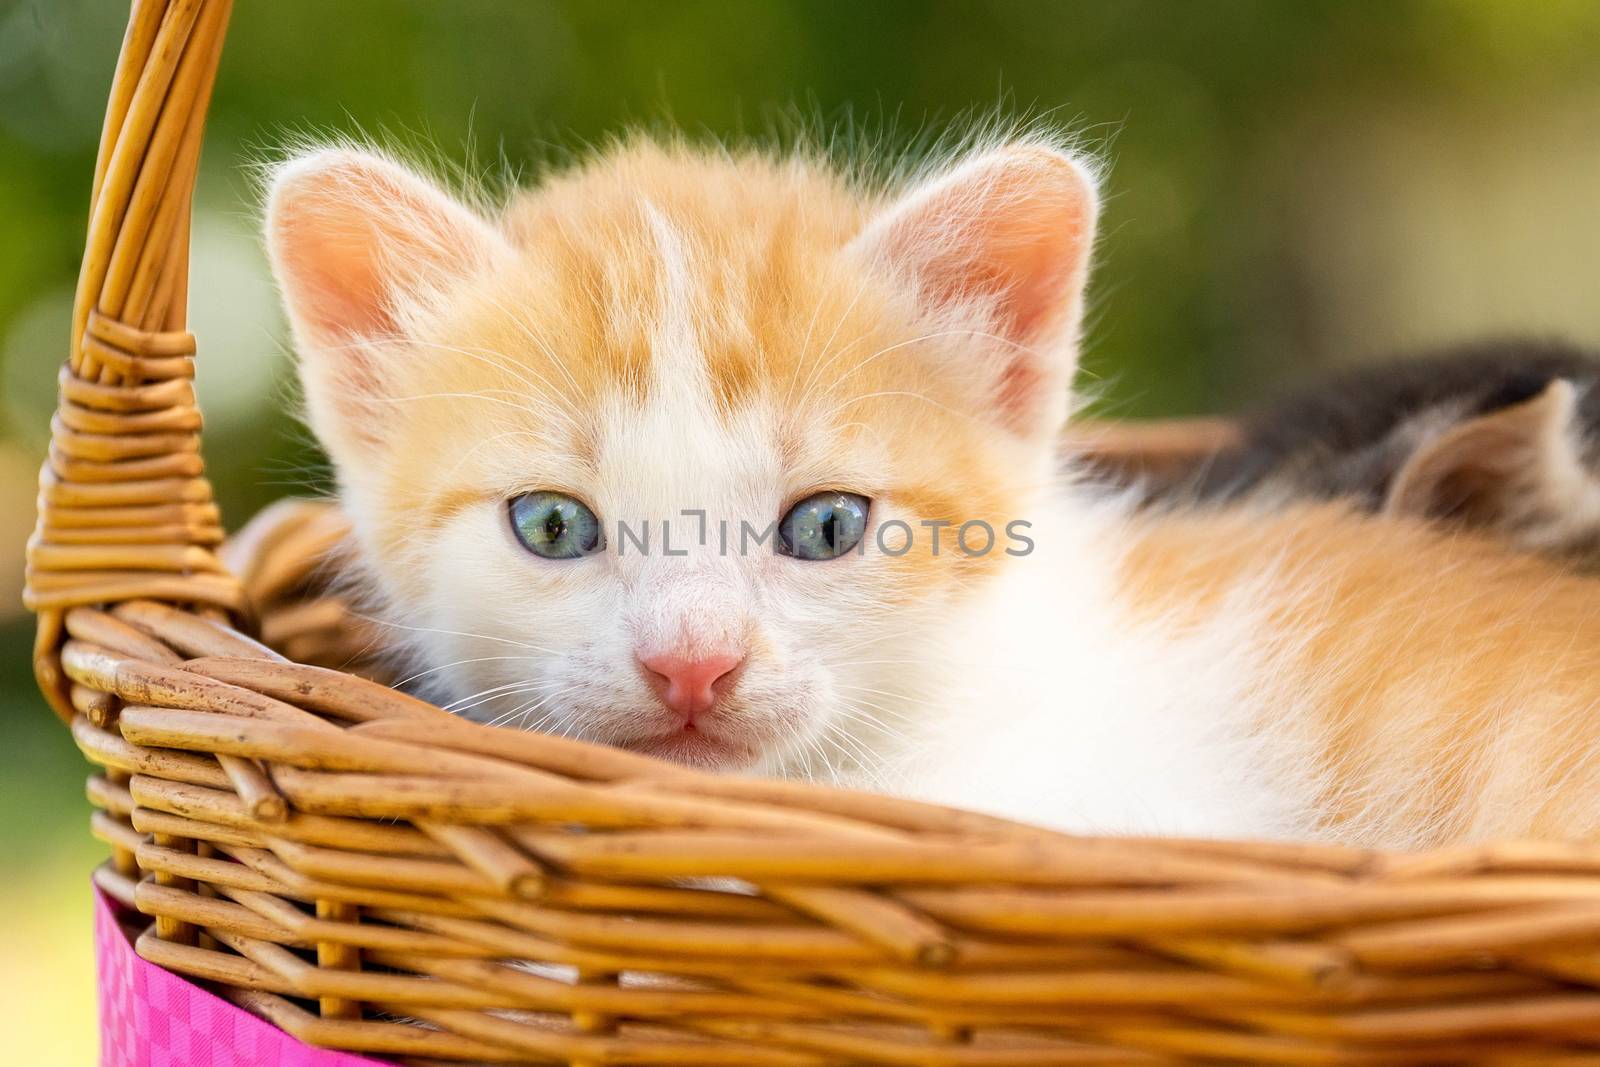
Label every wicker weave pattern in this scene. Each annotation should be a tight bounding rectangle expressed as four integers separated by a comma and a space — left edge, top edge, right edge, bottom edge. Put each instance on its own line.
62, 597, 1600, 1064
218, 500, 388, 682
29, 2, 1600, 1063
25, 0, 241, 723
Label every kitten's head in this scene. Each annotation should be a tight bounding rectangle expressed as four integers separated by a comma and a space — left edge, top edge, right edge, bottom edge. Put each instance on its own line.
266, 136, 1097, 771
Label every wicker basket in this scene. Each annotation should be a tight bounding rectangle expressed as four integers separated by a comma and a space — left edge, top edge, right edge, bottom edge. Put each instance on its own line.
26, 2, 1600, 1063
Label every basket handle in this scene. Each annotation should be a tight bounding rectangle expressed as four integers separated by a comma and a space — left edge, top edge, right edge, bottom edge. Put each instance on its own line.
25, 0, 240, 721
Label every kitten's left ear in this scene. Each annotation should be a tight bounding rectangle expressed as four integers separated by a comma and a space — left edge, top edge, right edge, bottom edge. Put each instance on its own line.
1385, 378, 1585, 529
850, 143, 1099, 440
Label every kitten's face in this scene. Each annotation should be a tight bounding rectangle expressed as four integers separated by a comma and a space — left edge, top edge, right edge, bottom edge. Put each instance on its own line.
268, 141, 1096, 772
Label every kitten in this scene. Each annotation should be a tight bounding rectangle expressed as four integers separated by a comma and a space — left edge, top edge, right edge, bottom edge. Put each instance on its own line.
1116, 342, 1600, 566
266, 137, 1600, 847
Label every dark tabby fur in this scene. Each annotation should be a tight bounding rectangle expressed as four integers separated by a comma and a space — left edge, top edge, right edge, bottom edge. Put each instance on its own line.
1126, 338, 1600, 567
1189, 339, 1600, 507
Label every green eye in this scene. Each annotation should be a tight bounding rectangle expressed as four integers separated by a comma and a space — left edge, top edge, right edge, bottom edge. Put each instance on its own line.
510, 492, 602, 560
778, 491, 870, 560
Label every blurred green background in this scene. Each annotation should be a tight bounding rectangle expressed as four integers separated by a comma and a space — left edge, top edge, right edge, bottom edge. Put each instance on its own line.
3, 1, 1598, 1059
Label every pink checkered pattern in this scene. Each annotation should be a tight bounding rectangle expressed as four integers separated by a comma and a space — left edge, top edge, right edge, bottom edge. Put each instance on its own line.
94, 887, 389, 1067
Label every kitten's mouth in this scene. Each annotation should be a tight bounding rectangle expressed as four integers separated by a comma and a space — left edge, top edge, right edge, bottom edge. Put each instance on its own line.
618, 724, 762, 770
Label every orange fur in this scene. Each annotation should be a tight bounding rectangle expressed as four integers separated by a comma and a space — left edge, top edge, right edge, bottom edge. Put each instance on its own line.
349, 143, 1036, 595
1122, 504, 1600, 844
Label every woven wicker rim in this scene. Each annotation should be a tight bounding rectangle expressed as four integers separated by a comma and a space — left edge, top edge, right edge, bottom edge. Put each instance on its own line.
25, 3, 1600, 1063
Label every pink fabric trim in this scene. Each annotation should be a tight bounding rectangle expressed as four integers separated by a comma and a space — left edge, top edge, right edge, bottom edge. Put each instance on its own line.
94, 886, 390, 1067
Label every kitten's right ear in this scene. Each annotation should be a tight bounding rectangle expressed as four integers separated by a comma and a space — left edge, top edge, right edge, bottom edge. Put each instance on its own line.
1385, 379, 1584, 530
265, 148, 505, 451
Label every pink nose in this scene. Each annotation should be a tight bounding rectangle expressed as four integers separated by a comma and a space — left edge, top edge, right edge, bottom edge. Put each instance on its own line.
638, 650, 745, 722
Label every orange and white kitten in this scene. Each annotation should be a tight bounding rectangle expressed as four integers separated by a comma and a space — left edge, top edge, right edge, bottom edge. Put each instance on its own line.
267, 137, 1600, 848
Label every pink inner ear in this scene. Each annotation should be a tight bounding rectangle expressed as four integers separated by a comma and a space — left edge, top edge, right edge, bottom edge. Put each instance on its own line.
859, 145, 1097, 437
268, 151, 500, 348
268, 151, 506, 460
275, 214, 397, 340
991, 207, 1092, 343
880, 147, 1096, 351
